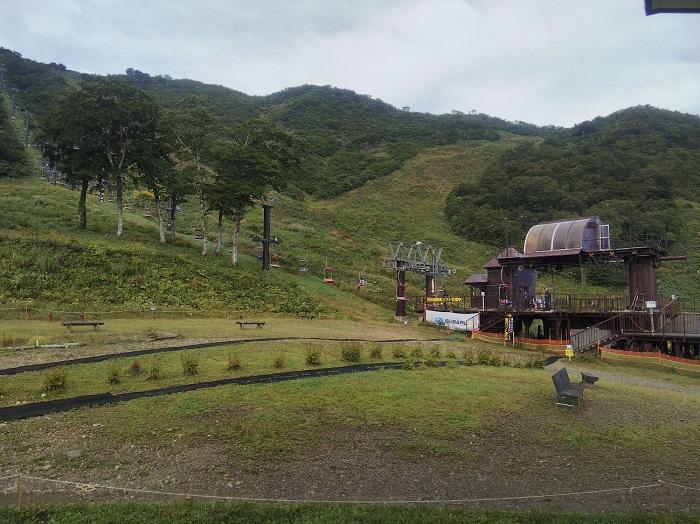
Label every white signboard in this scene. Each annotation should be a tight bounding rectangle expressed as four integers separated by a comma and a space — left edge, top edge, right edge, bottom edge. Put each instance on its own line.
645, 301, 657, 309
425, 310, 480, 331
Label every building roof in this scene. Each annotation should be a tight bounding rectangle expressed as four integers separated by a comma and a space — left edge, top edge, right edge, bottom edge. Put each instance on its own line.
464, 273, 488, 285
523, 217, 604, 254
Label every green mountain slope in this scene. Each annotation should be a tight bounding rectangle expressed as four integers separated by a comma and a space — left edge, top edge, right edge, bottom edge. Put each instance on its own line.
1, 47, 698, 313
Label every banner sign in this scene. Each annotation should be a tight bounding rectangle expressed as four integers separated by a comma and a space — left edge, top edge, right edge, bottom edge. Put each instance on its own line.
425, 310, 480, 331
426, 296, 464, 303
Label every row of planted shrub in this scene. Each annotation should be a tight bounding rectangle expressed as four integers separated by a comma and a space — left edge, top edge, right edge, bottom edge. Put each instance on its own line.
16, 344, 546, 398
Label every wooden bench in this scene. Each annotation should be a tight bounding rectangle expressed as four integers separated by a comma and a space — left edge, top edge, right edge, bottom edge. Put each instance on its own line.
62, 321, 104, 332
551, 367, 585, 407
236, 321, 265, 329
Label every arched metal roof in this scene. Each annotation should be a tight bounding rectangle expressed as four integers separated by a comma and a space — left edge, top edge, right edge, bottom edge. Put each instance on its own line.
523, 217, 605, 254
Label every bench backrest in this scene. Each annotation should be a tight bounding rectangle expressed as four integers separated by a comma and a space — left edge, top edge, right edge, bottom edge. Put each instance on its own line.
552, 368, 571, 393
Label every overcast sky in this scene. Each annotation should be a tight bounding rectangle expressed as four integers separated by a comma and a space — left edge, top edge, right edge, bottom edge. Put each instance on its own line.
1, 0, 698, 126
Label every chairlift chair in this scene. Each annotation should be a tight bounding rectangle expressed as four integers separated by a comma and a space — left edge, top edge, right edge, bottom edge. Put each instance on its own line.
270, 254, 281, 268
143, 203, 152, 218
357, 271, 368, 289
299, 258, 309, 273
323, 263, 335, 284
193, 228, 204, 240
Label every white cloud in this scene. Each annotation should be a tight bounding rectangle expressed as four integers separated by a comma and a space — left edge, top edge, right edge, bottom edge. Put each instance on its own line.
1, 0, 698, 125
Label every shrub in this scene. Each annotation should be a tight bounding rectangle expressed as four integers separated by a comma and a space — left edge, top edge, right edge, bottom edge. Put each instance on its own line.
429, 347, 441, 359
226, 354, 242, 371
128, 360, 142, 376
368, 344, 382, 359
273, 355, 285, 369
341, 343, 361, 363
305, 345, 322, 366
409, 346, 423, 359
402, 359, 414, 371
425, 356, 439, 367
525, 359, 546, 369
106, 367, 121, 385
142, 327, 161, 340
1, 332, 22, 347
181, 355, 199, 376
392, 346, 407, 359
145, 360, 162, 380
573, 352, 598, 363
445, 350, 456, 359
42, 368, 67, 392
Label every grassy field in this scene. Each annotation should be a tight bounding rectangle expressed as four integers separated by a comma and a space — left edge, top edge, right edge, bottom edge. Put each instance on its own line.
0, 354, 697, 512
1, 503, 696, 523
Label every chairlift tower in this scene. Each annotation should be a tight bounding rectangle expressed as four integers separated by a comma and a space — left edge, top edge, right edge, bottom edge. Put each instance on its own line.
258, 195, 278, 271
0, 64, 6, 91
384, 241, 455, 320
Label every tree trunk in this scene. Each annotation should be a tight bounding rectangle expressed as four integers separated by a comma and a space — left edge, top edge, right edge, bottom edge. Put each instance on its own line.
230, 209, 242, 266
116, 171, 124, 237
155, 191, 165, 243
78, 175, 89, 229
198, 188, 208, 256
215, 209, 224, 255
167, 195, 176, 242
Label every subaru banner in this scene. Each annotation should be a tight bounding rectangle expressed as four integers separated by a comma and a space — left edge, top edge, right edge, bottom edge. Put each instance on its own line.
425, 310, 480, 331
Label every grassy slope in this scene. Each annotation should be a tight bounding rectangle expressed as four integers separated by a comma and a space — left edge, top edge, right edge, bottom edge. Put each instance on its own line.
0, 129, 617, 317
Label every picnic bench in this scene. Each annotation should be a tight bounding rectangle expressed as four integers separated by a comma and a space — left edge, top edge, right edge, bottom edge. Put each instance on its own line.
62, 321, 104, 332
236, 320, 265, 329
551, 367, 586, 407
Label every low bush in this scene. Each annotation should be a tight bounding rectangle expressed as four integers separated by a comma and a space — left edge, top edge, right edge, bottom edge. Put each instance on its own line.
445, 350, 456, 359
226, 354, 242, 371
106, 368, 121, 385
409, 346, 423, 359
524, 359, 546, 369
273, 355, 285, 369
429, 347, 441, 359
368, 344, 382, 359
142, 327, 162, 340
145, 360, 162, 380
341, 343, 361, 363
402, 359, 414, 371
392, 346, 407, 359
42, 368, 67, 392
0, 332, 25, 347
573, 352, 598, 363
128, 360, 142, 376
305, 345, 322, 366
181, 355, 199, 376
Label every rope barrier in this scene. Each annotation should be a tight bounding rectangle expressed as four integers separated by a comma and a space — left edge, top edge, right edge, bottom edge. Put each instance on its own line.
6, 474, 698, 505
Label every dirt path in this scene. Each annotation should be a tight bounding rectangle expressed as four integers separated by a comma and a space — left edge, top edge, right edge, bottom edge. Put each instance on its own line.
548, 360, 700, 395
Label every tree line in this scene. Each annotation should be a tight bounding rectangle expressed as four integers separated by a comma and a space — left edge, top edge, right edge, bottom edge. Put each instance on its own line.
39, 77, 299, 265
446, 105, 700, 250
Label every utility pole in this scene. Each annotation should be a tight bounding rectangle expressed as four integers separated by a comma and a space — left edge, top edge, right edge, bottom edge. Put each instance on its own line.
11, 87, 18, 115
262, 202, 272, 270
0, 64, 6, 91
23, 112, 31, 146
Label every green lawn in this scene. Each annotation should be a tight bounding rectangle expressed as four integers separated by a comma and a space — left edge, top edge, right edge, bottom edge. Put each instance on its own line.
0, 503, 694, 524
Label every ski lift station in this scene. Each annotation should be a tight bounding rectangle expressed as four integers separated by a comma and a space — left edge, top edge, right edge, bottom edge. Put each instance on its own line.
414, 216, 700, 365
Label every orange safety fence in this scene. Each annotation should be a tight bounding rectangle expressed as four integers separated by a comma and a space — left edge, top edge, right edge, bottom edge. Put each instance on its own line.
471, 330, 570, 354
601, 347, 700, 375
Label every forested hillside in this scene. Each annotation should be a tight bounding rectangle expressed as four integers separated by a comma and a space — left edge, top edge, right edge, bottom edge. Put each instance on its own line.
0, 47, 542, 197
0, 93, 31, 177
1, 46, 699, 311
446, 105, 700, 249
